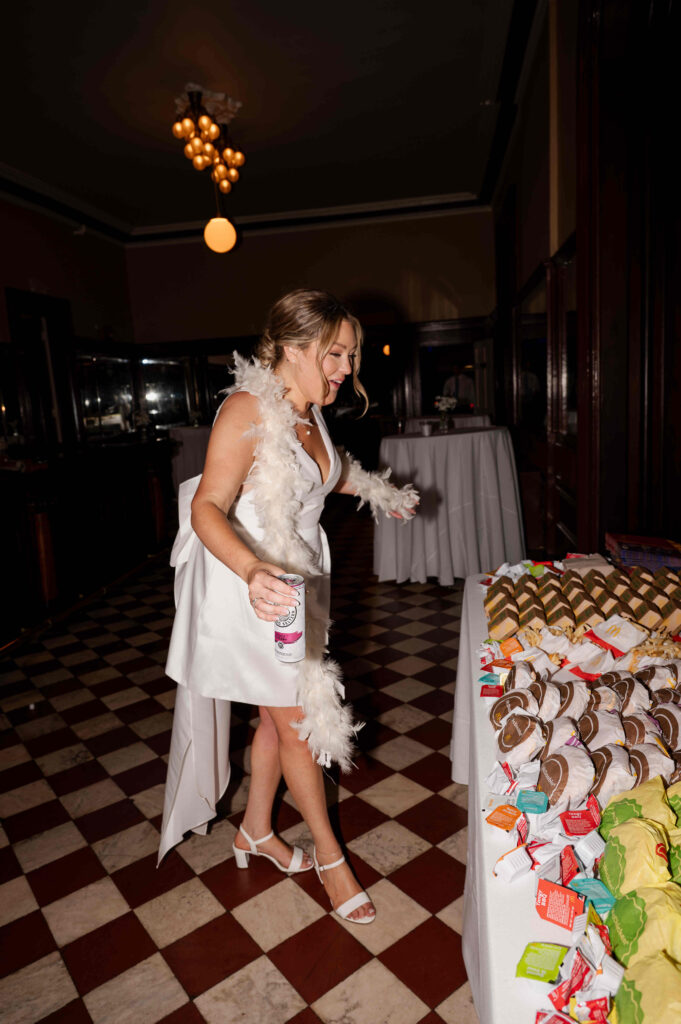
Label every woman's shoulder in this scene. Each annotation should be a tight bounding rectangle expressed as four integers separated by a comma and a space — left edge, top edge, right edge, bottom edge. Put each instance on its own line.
214, 389, 262, 428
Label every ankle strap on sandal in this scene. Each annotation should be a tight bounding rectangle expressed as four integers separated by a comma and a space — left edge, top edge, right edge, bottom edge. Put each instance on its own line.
239, 825, 274, 849
316, 853, 345, 872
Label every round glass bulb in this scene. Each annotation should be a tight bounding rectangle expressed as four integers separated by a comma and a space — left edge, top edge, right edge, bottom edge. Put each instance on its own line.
181, 117, 195, 136
218, 179, 232, 194
172, 121, 185, 139
198, 114, 212, 132
233, 151, 245, 167
204, 217, 237, 253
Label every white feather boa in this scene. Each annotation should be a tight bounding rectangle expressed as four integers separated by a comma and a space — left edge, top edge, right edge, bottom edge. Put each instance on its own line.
225, 355, 419, 771
226, 355, 357, 770
337, 450, 419, 523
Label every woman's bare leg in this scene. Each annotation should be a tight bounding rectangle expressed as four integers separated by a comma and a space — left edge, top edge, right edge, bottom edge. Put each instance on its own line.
234, 706, 312, 869
267, 705, 374, 922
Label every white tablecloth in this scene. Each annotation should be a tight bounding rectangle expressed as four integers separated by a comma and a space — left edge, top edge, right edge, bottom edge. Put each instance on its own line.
374, 428, 525, 585
451, 576, 573, 1024
405, 414, 491, 432
169, 427, 211, 493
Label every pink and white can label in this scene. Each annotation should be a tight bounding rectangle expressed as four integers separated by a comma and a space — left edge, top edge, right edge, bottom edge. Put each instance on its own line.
274, 574, 306, 663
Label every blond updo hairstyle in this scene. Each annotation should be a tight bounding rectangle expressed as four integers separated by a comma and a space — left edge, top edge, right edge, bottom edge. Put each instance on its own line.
256, 288, 369, 414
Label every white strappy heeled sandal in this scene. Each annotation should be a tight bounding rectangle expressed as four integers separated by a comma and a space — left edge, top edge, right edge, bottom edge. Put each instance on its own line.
313, 847, 376, 925
232, 825, 313, 874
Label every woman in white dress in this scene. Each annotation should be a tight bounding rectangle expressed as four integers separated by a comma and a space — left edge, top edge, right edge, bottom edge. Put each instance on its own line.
163, 289, 417, 924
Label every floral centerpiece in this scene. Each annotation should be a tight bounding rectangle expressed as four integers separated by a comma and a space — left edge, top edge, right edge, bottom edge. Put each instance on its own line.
434, 395, 458, 431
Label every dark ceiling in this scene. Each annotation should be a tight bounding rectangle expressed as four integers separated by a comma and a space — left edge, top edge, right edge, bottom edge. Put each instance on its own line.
1, 0, 529, 238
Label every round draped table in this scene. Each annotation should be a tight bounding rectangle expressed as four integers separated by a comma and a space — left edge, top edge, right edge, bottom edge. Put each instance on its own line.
373, 427, 525, 585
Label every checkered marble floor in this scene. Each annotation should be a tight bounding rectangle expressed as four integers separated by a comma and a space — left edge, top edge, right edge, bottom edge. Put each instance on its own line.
0, 505, 478, 1024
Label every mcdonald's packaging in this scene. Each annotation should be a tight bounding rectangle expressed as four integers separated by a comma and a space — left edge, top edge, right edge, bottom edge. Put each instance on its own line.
668, 779, 681, 819
590, 744, 636, 810
489, 689, 539, 729
578, 709, 626, 751
615, 952, 681, 1023
528, 679, 563, 721
538, 746, 595, 811
587, 615, 648, 654
535, 878, 586, 931
608, 882, 681, 967
495, 713, 548, 766
598, 818, 670, 898
560, 795, 601, 837
609, 677, 652, 716
555, 680, 591, 722
599, 774, 677, 839
628, 743, 676, 785
568, 878, 616, 919
654, 704, 681, 752
516, 942, 569, 982
587, 685, 622, 713
622, 712, 663, 747
540, 717, 582, 760
636, 662, 680, 693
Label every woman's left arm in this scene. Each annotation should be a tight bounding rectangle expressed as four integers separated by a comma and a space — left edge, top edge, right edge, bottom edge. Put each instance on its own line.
333, 448, 419, 521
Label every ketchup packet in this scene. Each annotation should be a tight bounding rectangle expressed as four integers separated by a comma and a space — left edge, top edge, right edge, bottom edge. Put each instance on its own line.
560, 846, 580, 886
560, 796, 601, 837
480, 684, 504, 697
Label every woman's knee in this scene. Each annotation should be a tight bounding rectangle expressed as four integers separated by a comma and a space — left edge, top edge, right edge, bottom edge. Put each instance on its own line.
254, 706, 279, 747
267, 706, 307, 751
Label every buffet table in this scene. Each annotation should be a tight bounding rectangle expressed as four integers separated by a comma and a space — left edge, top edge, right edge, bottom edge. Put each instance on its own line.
169, 426, 211, 493
373, 428, 525, 585
450, 576, 574, 1024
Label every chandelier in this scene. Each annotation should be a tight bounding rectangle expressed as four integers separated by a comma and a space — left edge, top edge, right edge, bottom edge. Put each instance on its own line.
172, 83, 245, 253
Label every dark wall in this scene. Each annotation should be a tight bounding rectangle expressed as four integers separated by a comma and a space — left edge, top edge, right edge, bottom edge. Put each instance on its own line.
577, 0, 680, 545
0, 198, 133, 344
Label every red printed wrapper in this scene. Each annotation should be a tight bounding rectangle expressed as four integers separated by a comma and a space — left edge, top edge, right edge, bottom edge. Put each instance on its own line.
517, 813, 529, 846
480, 684, 504, 697
536, 879, 585, 930
560, 797, 600, 837
560, 846, 580, 886
535, 1013, 572, 1024
549, 950, 594, 1011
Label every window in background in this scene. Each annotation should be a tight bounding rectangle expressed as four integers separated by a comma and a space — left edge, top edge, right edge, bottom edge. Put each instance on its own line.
139, 359, 190, 428
75, 356, 134, 436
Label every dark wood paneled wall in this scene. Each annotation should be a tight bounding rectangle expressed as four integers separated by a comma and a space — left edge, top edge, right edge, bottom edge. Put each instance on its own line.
577, 0, 680, 548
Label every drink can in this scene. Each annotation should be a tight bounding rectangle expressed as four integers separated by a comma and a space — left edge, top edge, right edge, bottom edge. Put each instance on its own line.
274, 574, 306, 663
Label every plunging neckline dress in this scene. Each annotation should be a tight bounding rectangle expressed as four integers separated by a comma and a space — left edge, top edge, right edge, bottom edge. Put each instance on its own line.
165, 399, 341, 707
159, 395, 341, 862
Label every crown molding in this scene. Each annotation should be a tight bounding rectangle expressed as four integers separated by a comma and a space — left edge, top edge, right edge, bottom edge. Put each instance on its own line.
0, 163, 487, 246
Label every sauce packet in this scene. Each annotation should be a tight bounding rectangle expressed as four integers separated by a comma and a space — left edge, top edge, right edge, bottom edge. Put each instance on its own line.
536, 878, 586, 930
516, 942, 568, 982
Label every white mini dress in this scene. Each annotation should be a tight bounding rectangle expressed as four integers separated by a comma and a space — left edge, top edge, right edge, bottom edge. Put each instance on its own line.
165, 399, 341, 708
158, 398, 341, 862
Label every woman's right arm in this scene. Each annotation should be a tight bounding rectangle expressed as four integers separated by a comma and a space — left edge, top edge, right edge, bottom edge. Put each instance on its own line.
190, 392, 298, 622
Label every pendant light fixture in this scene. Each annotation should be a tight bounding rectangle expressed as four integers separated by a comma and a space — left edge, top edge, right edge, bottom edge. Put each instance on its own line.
171, 83, 244, 253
